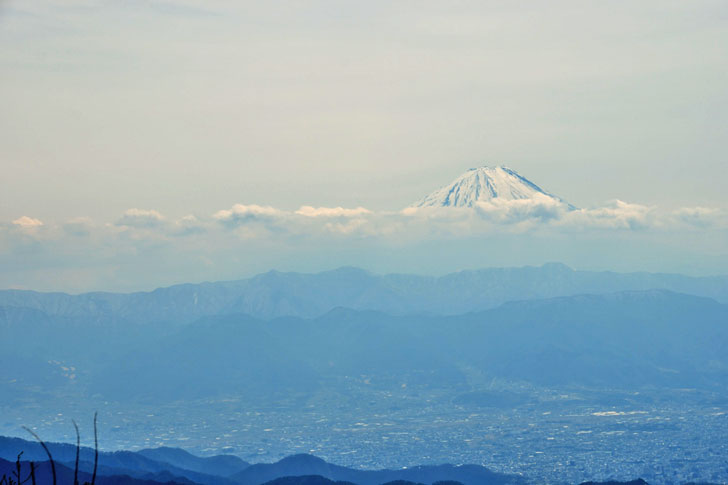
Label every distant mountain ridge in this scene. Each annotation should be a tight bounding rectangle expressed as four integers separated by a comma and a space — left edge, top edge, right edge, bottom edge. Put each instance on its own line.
1, 263, 727, 324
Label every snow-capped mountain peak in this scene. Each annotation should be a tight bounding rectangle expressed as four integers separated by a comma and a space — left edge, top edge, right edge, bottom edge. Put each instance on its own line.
411, 166, 573, 208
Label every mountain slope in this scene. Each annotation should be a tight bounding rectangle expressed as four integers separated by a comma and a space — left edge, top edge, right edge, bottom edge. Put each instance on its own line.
411, 166, 572, 208
87, 290, 728, 403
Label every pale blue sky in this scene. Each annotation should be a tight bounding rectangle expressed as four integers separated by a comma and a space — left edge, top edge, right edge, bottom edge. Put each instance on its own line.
1, 1, 727, 291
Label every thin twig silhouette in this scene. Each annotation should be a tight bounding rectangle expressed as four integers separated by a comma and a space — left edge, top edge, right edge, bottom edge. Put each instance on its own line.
72, 420, 80, 485
91, 412, 98, 485
21, 427, 56, 485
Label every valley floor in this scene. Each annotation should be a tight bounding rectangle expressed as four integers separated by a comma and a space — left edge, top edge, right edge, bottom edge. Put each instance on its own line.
4, 386, 727, 485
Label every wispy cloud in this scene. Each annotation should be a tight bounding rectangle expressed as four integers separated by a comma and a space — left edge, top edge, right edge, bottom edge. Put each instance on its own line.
474, 194, 568, 224
671, 207, 725, 228
116, 208, 165, 228
172, 214, 207, 236
295, 206, 371, 218
63, 216, 94, 236
561, 200, 657, 230
213, 204, 283, 227
12, 216, 44, 228
400, 199, 664, 233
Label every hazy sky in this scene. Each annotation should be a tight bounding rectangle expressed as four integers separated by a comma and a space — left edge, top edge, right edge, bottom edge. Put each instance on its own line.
1, 0, 727, 291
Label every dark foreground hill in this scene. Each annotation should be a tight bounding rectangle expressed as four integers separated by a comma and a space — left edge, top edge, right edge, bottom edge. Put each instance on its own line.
0, 436, 246, 485
580, 480, 649, 485
0, 456, 194, 485
261, 477, 357, 485
1, 435, 690, 485
260, 477, 466, 485
0, 436, 521, 485
137, 447, 249, 477
232, 454, 522, 485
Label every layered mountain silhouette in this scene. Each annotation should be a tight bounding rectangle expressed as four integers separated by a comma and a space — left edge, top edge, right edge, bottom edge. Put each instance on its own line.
0, 456, 197, 485
0, 437, 520, 485
0, 436, 665, 485
233, 454, 520, 485
0, 435, 247, 485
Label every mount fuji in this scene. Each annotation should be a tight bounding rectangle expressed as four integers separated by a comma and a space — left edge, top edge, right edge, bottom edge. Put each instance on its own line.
412, 166, 575, 209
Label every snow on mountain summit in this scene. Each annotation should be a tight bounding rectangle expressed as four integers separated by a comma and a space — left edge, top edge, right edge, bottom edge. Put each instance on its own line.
411, 166, 573, 209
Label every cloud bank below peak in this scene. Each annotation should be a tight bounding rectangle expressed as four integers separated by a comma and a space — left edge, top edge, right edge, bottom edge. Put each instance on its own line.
4, 197, 727, 243
1, 177, 726, 292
